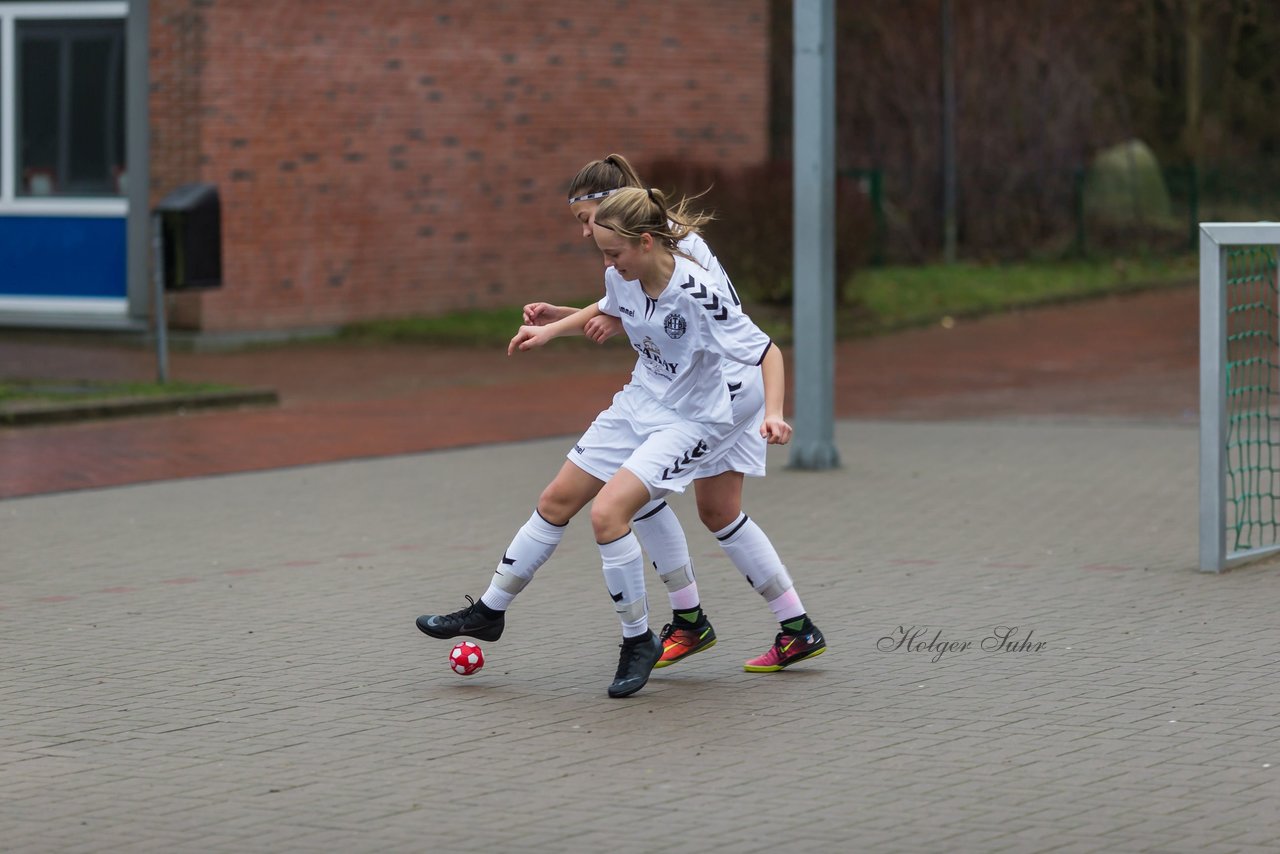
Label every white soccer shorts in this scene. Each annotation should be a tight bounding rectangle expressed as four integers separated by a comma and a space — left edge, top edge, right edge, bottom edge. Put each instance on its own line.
699, 370, 766, 479
567, 382, 763, 497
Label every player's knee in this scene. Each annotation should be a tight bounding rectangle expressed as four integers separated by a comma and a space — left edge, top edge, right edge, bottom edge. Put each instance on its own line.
589, 501, 629, 542
697, 501, 739, 533
536, 485, 575, 526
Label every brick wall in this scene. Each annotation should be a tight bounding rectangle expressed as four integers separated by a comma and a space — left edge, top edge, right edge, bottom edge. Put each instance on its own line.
150, 0, 770, 333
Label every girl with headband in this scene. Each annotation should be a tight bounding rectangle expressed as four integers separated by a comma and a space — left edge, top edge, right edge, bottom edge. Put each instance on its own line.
416, 167, 826, 695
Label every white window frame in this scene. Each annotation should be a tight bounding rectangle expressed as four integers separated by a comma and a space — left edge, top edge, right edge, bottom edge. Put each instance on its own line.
0, 1, 128, 217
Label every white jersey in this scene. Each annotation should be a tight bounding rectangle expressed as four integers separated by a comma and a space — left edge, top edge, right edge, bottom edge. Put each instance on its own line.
597, 232, 761, 396
599, 254, 772, 427
678, 233, 738, 306
675, 233, 759, 399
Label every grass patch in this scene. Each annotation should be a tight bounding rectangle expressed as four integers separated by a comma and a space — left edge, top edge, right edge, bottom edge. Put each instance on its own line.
340, 307, 527, 346
335, 255, 1197, 348
339, 304, 609, 349
847, 255, 1196, 332
750, 254, 1196, 342
0, 379, 234, 405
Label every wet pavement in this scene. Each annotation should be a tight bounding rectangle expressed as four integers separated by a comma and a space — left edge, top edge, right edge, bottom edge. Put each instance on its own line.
0, 286, 1198, 499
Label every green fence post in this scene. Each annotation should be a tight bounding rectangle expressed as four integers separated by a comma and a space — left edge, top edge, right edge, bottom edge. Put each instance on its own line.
1074, 167, 1086, 257
1188, 163, 1199, 252
870, 168, 885, 267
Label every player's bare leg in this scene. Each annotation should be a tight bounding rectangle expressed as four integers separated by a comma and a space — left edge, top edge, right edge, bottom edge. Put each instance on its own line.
415, 462, 602, 641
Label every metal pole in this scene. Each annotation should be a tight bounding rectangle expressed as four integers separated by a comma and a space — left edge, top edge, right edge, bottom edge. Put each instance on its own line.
789, 0, 839, 470
126, 0, 151, 322
941, 0, 957, 264
152, 212, 169, 383
1198, 226, 1224, 572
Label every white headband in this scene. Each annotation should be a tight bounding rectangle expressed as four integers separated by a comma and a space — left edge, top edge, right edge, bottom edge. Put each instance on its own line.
568, 188, 616, 205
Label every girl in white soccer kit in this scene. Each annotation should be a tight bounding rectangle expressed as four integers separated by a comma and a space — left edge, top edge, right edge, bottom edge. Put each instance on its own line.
417, 164, 825, 696
541, 155, 826, 671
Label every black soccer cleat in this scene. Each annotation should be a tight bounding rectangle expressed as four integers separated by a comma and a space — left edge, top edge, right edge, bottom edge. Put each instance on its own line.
607, 631, 663, 698
415, 595, 505, 642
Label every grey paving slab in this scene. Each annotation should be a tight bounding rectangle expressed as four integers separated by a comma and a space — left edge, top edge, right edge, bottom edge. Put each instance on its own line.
2, 418, 1278, 853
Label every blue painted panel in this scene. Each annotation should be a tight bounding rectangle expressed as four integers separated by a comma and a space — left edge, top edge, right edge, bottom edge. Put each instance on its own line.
0, 216, 127, 298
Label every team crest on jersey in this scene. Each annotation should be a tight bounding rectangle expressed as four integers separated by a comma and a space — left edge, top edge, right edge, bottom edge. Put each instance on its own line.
663, 311, 687, 339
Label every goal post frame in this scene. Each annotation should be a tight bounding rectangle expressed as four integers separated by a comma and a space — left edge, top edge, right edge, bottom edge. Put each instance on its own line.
1199, 222, 1280, 572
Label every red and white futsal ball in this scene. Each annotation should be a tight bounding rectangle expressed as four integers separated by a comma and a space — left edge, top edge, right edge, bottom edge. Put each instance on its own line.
449, 641, 484, 675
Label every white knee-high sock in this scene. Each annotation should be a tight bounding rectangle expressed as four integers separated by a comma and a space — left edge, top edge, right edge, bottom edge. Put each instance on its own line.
714, 512, 806, 622
630, 499, 700, 612
480, 511, 565, 611
599, 531, 648, 638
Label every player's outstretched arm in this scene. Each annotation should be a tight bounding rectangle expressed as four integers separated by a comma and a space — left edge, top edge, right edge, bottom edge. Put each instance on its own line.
759, 344, 793, 445
523, 302, 577, 326
508, 304, 603, 355
525, 301, 622, 345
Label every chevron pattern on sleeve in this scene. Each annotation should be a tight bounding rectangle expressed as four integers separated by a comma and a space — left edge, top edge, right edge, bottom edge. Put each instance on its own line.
679, 275, 729, 321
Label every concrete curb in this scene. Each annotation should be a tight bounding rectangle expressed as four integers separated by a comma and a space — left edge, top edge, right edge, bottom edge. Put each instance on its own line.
0, 388, 280, 427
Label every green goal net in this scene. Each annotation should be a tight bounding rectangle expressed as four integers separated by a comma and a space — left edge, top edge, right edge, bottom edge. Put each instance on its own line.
1225, 247, 1280, 553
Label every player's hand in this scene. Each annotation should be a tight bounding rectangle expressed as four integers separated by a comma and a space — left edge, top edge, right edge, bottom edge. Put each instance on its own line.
523, 302, 570, 326
584, 314, 623, 344
760, 415, 792, 445
508, 324, 553, 355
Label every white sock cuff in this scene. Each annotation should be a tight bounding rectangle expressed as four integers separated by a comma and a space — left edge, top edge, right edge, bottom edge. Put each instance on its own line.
598, 531, 642, 567
713, 512, 750, 543
527, 510, 567, 545
633, 499, 669, 521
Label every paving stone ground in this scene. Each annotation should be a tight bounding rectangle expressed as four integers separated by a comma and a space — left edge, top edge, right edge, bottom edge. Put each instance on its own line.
5, 285, 1277, 852
3, 419, 1278, 853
